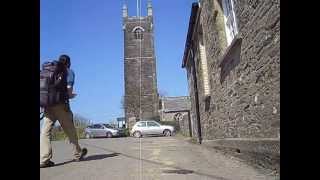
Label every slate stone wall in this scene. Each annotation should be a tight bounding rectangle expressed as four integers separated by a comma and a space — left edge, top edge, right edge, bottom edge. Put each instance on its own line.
186, 0, 280, 140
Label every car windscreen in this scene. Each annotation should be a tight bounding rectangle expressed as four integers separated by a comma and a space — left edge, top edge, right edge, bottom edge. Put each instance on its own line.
137, 122, 146, 127
103, 124, 114, 129
147, 121, 160, 127
93, 124, 102, 129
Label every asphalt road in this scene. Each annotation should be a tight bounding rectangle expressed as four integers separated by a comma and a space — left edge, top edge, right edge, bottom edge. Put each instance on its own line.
40, 136, 277, 180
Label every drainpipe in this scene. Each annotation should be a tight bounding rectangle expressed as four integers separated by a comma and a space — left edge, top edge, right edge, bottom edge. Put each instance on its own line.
190, 45, 202, 144
187, 110, 192, 137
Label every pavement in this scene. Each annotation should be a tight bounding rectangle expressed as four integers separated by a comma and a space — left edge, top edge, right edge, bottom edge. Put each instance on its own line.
40, 136, 278, 180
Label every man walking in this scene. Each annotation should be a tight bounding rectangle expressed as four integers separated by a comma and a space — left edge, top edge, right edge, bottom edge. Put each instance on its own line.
40, 54, 87, 168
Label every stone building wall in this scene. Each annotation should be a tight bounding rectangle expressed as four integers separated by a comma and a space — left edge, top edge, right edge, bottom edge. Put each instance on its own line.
178, 113, 192, 137
185, 0, 280, 140
186, 65, 200, 139
161, 111, 189, 122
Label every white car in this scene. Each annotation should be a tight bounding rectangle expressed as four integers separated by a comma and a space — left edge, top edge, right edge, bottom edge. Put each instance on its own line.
84, 124, 125, 138
130, 120, 175, 138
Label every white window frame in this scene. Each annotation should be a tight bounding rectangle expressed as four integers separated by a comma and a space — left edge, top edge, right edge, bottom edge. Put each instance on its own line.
198, 37, 211, 96
222, 0, 238, 46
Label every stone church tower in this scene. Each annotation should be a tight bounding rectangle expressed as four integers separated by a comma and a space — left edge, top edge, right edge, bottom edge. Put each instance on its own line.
123, 0, 159, 128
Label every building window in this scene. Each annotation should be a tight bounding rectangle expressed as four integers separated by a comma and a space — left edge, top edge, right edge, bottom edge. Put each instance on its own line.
222, 0, 238, 46
159, 99, 162, 109
134, 28, 143, 40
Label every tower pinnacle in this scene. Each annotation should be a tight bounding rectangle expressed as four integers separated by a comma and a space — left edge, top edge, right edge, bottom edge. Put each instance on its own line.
147, 0, 152, 16
122, 3, 128, 18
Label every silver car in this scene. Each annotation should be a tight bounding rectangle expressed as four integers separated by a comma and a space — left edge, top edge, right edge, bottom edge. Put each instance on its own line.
130, 120, 175, 138
84, 124, 124, 138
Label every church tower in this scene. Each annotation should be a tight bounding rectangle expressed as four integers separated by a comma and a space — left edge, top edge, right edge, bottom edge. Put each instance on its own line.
123, 0, 159, 128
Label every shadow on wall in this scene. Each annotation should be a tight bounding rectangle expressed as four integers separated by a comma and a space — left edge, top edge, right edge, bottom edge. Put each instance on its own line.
219, 37, 242, 84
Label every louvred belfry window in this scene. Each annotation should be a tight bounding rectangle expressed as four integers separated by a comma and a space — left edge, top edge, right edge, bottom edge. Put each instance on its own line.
134, 28, 143, 40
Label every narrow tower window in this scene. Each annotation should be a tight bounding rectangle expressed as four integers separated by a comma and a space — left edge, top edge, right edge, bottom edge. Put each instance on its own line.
134, 28, 143, 40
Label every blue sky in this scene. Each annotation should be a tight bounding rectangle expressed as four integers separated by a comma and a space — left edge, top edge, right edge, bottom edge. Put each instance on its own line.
41, 0, 196, 124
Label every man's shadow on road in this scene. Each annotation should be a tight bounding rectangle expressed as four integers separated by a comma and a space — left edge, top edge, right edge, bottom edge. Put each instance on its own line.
83, 153, 120, 161
54, 153, 120, 167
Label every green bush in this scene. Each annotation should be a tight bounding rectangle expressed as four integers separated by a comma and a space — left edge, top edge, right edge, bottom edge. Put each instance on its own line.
52, 130, 67, 141
76, 127, 86, 139
190, 137, 198, 144
51, 127, 86, 141
123, 128, 130, 137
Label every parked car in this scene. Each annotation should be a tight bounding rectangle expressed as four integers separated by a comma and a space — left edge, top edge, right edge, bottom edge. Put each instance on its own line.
84, 124, 125, 138
130, 120, 175, 138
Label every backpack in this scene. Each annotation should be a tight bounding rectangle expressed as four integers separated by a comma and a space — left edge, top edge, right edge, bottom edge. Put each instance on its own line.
40, 60, 68, 107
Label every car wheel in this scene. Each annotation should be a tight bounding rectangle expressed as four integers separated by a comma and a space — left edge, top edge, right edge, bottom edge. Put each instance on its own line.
164, 130, 171, 137
106, 132, 113, 138
85, 133, 91, 139
133, 131, 142, 138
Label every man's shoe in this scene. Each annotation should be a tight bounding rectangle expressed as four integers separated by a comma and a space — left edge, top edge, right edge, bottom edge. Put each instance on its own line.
74, 148, 88, 162
40, 161, 55, 168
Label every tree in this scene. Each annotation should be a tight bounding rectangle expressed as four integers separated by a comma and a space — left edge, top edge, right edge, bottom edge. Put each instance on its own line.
158, 89, 168, 98
73, 113, 91, 128
120, 95, 125, 110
